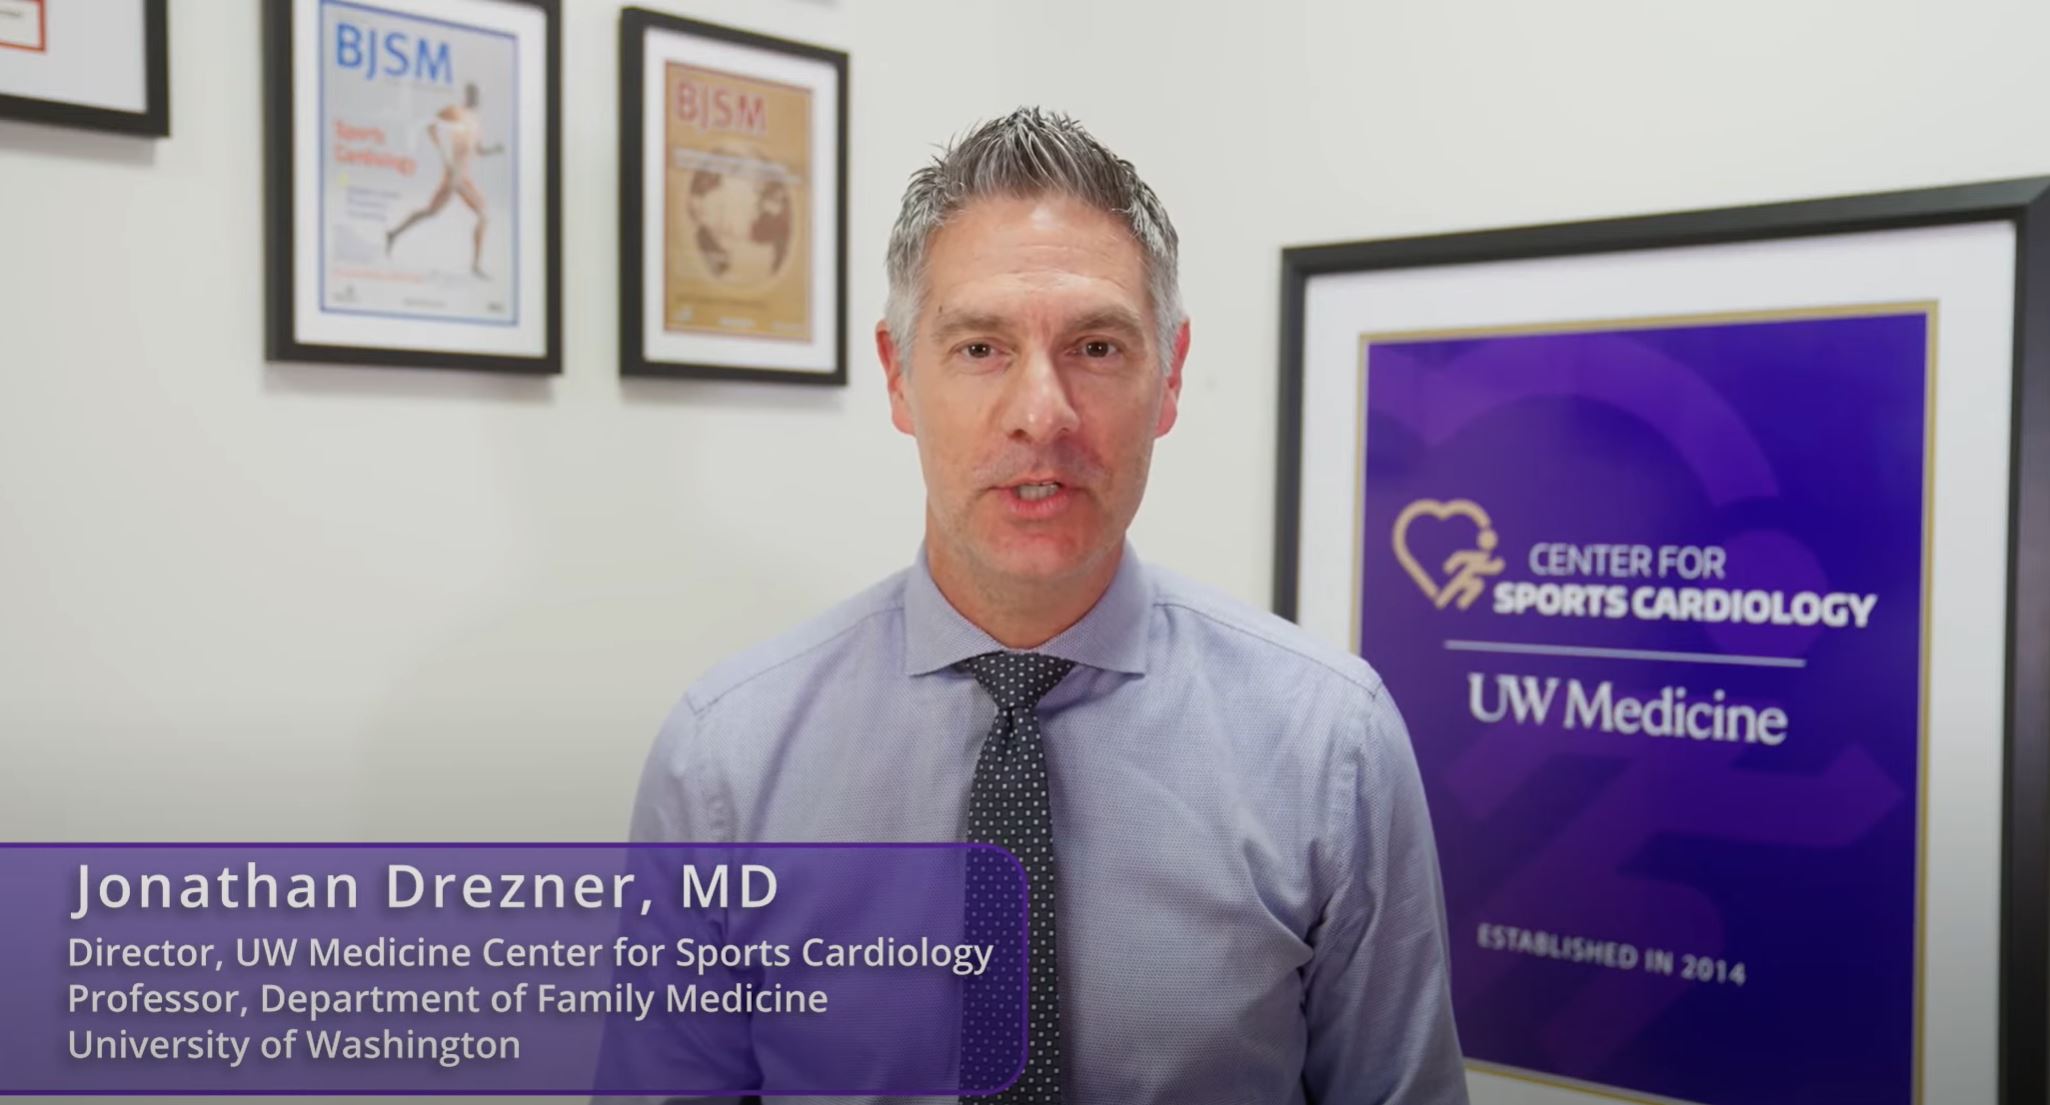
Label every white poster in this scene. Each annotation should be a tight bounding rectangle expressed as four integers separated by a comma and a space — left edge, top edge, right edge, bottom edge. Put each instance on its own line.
318, 0, 520, 327
276, 0, 554, 370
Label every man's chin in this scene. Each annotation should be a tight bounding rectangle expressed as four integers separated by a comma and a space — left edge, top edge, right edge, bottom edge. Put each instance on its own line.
973, 534, 1115, 588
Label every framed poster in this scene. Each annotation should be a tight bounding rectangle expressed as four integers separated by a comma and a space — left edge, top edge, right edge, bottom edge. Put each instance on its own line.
0, 0, 166, 136
263, 0, 562, 374
619, 8, 848, 384
1275, 181, 2050, 1105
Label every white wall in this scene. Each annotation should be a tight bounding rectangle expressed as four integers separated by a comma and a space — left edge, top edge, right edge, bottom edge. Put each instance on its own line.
2, 0, 2045, 841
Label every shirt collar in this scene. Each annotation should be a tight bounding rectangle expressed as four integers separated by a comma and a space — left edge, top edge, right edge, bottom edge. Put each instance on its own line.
902, 541, 1154, 677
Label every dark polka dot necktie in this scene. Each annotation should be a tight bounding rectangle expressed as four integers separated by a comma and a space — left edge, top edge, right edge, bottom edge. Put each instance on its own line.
959, 650, 1074, 1103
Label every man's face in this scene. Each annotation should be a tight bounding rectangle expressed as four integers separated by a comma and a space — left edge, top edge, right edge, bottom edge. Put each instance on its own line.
880, 194, 1187, 591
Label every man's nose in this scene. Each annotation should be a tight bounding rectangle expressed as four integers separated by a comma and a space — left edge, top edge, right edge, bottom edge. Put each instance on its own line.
999, 346, 1080, 444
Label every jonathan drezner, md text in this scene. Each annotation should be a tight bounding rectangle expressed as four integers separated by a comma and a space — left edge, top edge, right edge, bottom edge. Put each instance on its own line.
69, 862, 779, 920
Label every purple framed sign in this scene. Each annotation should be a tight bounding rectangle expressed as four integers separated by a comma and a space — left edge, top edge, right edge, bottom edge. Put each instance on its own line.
1276, 181, 2050, 1105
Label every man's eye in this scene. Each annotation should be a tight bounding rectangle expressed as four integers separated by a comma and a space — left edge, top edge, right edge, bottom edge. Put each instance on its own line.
1080, 340, 1118, 358
962, 342, 995, 359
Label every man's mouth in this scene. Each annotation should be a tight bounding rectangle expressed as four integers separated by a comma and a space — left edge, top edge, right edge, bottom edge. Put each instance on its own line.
996, 479, 1077, 518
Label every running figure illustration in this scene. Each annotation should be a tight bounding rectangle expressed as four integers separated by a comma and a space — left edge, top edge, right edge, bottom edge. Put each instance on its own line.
385, 82, 502, 278
1439, 529, 1505, 610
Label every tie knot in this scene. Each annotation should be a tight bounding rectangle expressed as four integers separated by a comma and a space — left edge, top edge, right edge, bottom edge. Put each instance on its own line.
961, 651, 1075, 712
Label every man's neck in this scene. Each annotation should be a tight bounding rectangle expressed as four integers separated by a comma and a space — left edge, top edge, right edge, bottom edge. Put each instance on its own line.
925, 534, 1123, 650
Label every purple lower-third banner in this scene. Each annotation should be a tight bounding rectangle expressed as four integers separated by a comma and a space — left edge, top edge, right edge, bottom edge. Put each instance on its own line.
0, 843, 1029, 1095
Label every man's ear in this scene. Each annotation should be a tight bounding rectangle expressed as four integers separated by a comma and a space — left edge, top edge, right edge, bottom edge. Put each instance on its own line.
878, 321, 914, 435
1155, 317, 1190, 438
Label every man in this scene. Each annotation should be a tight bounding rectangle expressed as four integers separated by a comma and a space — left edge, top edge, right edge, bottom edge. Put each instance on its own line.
384, 81, 500, 278
631, 108, 1467, 1104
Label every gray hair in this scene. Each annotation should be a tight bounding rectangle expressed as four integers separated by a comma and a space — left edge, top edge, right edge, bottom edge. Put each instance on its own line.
884, 107, 1183, 372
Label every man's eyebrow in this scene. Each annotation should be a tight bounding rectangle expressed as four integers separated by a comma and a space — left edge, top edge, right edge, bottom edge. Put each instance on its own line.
927, 311, 1016, 342
924, 306, 1149, 344
1067, 308, 1148, 339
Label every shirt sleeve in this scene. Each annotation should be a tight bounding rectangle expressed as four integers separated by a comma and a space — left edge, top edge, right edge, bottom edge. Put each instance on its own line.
599, 697, 757, 1105
1301, 688, 1470, 1105
629, 694, 730, 844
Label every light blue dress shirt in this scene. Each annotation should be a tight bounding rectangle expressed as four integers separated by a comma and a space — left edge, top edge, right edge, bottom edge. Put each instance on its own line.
630, 545, 1468, 1104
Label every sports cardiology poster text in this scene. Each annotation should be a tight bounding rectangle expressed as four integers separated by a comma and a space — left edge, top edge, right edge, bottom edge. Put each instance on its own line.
318, 0, 518, 326
1358, 309, 1928, 1105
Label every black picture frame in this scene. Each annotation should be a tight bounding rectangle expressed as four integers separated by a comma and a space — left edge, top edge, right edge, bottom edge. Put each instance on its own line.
618, 7, 849, 385
0, 0, 168, 137
1273, 178, 2050, 1105
262, 0, 563, 375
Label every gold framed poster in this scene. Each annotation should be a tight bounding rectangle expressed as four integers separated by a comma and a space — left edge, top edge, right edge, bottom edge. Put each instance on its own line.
620, 9, 847, 385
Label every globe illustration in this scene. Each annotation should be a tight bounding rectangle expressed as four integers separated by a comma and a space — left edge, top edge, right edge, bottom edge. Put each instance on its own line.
685, 141, 797, 288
